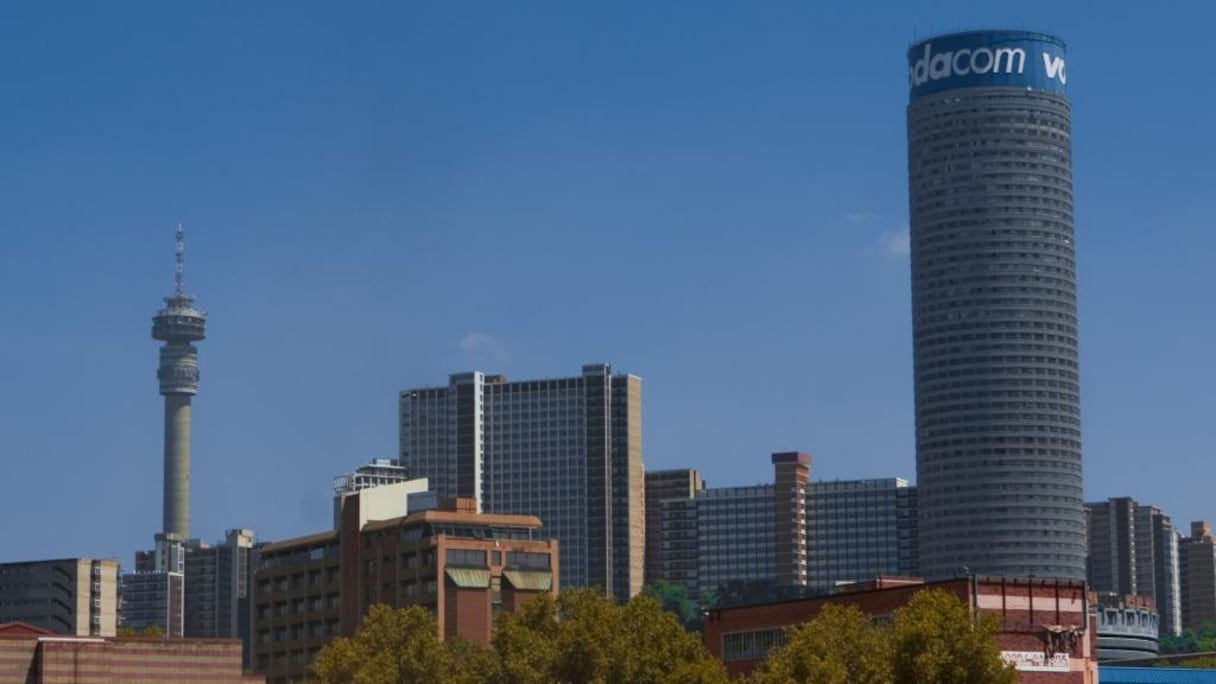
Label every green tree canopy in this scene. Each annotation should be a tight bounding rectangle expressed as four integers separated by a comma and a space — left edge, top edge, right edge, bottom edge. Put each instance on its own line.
496, 588, 730, 684
750, 588, 1016, 684
311, 591, 728, 684
1160, 621, 1216, 655
642, 580, 701, 630
749, 603, 892, 684
310, 603, 497, 684
890, 589, 1017, 684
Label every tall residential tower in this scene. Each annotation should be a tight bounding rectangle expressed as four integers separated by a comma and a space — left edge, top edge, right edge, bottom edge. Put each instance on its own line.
400, 364, 644, 602
906, 31, 1085, 579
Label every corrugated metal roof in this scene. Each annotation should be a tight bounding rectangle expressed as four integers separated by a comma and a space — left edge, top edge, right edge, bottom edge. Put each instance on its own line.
1100, 666, 1216, 683
444, 567, 491, 588
503, 570, 552, 591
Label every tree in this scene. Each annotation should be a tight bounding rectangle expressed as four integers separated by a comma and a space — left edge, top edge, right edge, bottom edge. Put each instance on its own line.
1160, 621, 1216, 655
749, 603, 892, 684
310, 603, 496, 684
308, 591, 724, 684
493, 593, 561, 684
643, 580, 700, 630
890, 589, 1017, 684
1165, 655, 1216, 669
492, 588, 730, 684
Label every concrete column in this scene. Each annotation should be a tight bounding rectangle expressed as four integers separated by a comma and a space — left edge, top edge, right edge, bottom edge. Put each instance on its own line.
163, 394, 192, 539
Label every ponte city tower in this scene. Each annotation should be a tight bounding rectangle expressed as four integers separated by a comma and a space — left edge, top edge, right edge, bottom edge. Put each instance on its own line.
905, 31, 1085, 580
152, 225, 206, 547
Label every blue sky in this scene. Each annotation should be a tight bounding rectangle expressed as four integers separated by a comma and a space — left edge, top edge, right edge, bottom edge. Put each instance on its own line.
1, 2, 1213, 563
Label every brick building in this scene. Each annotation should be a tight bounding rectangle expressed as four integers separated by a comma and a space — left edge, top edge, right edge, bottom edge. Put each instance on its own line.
703, 576, 1097, 683
252, 497, 558, 683
0, 621, 261, 683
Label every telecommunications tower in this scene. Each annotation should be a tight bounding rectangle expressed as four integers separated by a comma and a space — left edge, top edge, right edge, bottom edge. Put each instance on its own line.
151, 224, 206, 565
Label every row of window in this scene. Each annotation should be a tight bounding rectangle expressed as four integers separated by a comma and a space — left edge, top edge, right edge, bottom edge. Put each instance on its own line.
256, 593, 339, 619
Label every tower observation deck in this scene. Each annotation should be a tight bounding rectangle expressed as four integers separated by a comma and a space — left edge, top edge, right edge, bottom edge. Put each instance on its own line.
152, 225, 206, 543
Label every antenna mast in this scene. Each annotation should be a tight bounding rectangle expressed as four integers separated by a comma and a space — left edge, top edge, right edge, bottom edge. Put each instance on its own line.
174, 223, 186, 297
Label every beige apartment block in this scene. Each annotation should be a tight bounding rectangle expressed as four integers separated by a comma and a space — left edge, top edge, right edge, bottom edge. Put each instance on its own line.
0, 558, 119, 636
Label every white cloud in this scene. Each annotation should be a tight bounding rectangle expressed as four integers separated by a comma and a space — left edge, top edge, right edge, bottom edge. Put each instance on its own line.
877, 227, 910, 257
458, 332, 508, 360
845, 212, 879, 225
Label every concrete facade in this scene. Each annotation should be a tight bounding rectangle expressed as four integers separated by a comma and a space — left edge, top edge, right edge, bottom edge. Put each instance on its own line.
1180, 521, 1216, 630
183, 529, 256, 667
807, 478, 919, 590
120, 571, 183, 637
643, 468, 705, 585
1093, 594, 1158, 662
655, 457, 918, 597
400, 363, 643, 602
0, 559, 119, 637
1085, 497, 1181, 636
772, 453, 810, 587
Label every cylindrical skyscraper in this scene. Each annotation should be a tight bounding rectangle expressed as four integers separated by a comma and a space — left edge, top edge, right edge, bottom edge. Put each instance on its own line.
152, 225, 206, 543
906, 31, 1084, 580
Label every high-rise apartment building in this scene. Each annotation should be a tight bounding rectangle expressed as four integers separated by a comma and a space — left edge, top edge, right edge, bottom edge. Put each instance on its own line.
644, 469, 705, 584
686, 485, 777, 597
400, 364, 643, 602
184, 530, 254, 640
907, 31, 1085, 580
0, 558, 119, 636
806, 478, 919, 590
181, 529, 258, 667
655, 457, 919, 598
1085, 497, 1181, 636
125, 531, 257, 645
1180, 521, 1216, 630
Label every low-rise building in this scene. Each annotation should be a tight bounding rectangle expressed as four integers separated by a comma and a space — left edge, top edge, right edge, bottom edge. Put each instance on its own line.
1093, 593, 1159, 662
0, 621, 262, 683
703, 575, 1097, 683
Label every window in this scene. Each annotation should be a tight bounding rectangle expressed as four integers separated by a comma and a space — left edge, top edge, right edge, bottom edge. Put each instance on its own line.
505, 552, 549, 570
722, 629, 786, 662
446, 549, 487, 567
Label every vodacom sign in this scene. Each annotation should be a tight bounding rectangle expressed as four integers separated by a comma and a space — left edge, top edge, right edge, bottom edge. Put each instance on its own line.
907, 31, 1068, 99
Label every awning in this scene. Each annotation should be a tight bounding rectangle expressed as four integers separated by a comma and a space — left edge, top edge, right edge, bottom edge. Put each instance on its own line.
503, 570, 552, 591
444, 567, 491, 588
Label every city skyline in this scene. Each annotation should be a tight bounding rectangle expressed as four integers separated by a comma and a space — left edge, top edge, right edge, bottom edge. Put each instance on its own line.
2, 2, 1215, 564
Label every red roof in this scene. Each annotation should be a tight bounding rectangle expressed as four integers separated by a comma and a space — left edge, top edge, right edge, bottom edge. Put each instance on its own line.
0, 622, 55, 638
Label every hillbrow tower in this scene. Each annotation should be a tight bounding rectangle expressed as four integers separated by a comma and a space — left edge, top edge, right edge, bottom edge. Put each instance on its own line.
906, 31, 1085, 580
152, 225, 206, 546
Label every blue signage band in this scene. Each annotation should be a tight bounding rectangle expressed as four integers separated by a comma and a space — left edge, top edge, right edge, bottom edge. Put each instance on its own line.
908, 30, 1067, 100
